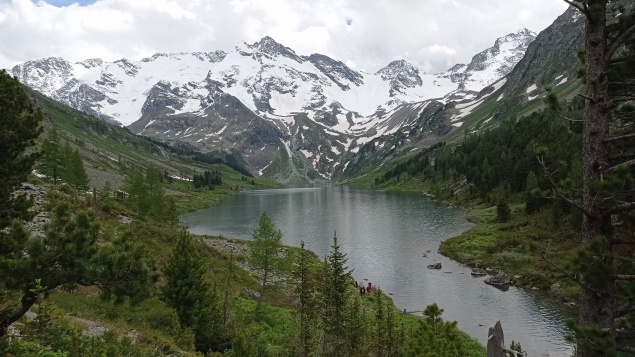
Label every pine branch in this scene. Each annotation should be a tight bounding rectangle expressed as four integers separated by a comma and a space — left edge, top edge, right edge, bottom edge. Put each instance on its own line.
606, 158, 635, 173
578, 93, 597, 103
555, 108, 585, 122
538, 249, 596, 291
613, 274, 635, 281
536, 154, 592, 216
609, 152, 635, 160
611, 95, 635, 104
603, 201, 635, 215
563, 0, 589, 15
607, 23, 635, 61
604, 132, 635, 143
609, 56, 635, 65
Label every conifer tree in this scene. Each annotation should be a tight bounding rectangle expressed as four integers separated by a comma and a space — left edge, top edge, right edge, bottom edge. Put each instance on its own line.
63, 145, 89, 191
0, 69, 42, 242
249, 211, 284, 308
38, 127, 63, 185
320, 232, 352, 356
0, 200, 157, 336
293, 241, 317, 357
343, 296, 367, 357
550, 2, 635, 355
162, 230, 224, 353
123, 168, 150, 218
373, 288, 399, 357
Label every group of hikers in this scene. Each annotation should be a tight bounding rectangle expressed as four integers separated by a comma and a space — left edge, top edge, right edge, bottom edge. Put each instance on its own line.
353, 280, 373, 297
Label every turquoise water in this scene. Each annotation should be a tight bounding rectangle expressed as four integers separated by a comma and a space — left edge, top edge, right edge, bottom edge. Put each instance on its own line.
181, 185, 573, 356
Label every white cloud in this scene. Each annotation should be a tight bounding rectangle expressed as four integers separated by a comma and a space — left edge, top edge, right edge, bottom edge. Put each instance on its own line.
426, 45, 457, 56
1, 0, 569, 73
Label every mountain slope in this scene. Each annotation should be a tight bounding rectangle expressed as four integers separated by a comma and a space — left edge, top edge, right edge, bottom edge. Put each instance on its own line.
13, 30, 536, 181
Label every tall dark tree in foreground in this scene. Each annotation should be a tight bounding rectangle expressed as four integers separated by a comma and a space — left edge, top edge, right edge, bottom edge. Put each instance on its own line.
0, 70, 42, 235
249, 211, 284, 308
556, 1, 635, 355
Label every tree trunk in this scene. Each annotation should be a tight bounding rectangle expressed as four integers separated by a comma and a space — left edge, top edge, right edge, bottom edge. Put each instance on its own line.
579, 1, 615, 356
257, 270, 267, 308
0, 290, 37, 337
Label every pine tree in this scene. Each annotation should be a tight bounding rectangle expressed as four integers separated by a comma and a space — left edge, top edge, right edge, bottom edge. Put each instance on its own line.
0, 70, 42, 236
0, 200, 157, 336
123, 168, 149, 217
249, 211, 284, 308
343, 296, 367, 357
162, 230, 224, 353
38, 127, 63, 185
63, 146, 89, 191
373, 288, 399, 357
293, 241, 317, 357
321, 232, 352, 356
552, 2, 635, 355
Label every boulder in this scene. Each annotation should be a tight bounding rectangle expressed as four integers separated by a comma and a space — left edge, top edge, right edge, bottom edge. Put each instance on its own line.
242, 287, 261, 300
484, 271, 511, 286
471, 268, 487, 276
427, 262, 442, 270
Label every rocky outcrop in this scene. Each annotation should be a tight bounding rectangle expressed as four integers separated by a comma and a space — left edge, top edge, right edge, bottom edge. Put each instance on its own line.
484, 271, 511, 286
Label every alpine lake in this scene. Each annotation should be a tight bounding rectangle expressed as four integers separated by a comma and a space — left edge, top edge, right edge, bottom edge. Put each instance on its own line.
181, 185, 574, 356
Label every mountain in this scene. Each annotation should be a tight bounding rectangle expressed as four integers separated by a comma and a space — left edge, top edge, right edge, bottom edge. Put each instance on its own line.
11, 30, 536, 182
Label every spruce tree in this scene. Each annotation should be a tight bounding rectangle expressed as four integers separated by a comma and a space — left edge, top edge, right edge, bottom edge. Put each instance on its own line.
249, 211, 284, 307
321, 232, 352, 356
162, 230, 224, 353
293, 241, 317, 357
343, 296, 367, 357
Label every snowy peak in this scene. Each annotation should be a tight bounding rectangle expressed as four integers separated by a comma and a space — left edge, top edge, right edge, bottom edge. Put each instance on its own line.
140, 51, 227, 63
246, 36, 304, 63
439, 28, 536, 92
307, 53, 363, 91
376, 60, 423, 97
12, 57, 75, 98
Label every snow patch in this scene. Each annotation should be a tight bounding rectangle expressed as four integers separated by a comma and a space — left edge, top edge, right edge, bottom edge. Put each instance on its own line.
525, 84, 537, 93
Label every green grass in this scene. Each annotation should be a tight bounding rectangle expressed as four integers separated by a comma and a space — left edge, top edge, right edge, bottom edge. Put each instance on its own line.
439, 204, 580, 300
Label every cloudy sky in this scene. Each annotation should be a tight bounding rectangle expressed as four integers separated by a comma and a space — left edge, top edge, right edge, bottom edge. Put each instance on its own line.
0, 0, 570, 74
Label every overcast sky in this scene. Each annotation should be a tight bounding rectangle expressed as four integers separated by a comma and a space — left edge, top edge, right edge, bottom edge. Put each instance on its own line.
0, 0, 570, 74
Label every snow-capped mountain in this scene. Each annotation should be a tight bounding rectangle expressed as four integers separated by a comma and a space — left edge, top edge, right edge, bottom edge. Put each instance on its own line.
11, 30, 535, 181
439, 28, 536, 92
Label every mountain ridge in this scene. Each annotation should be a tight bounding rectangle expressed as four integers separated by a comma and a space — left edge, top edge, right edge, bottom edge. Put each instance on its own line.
11, 28, 538, 182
